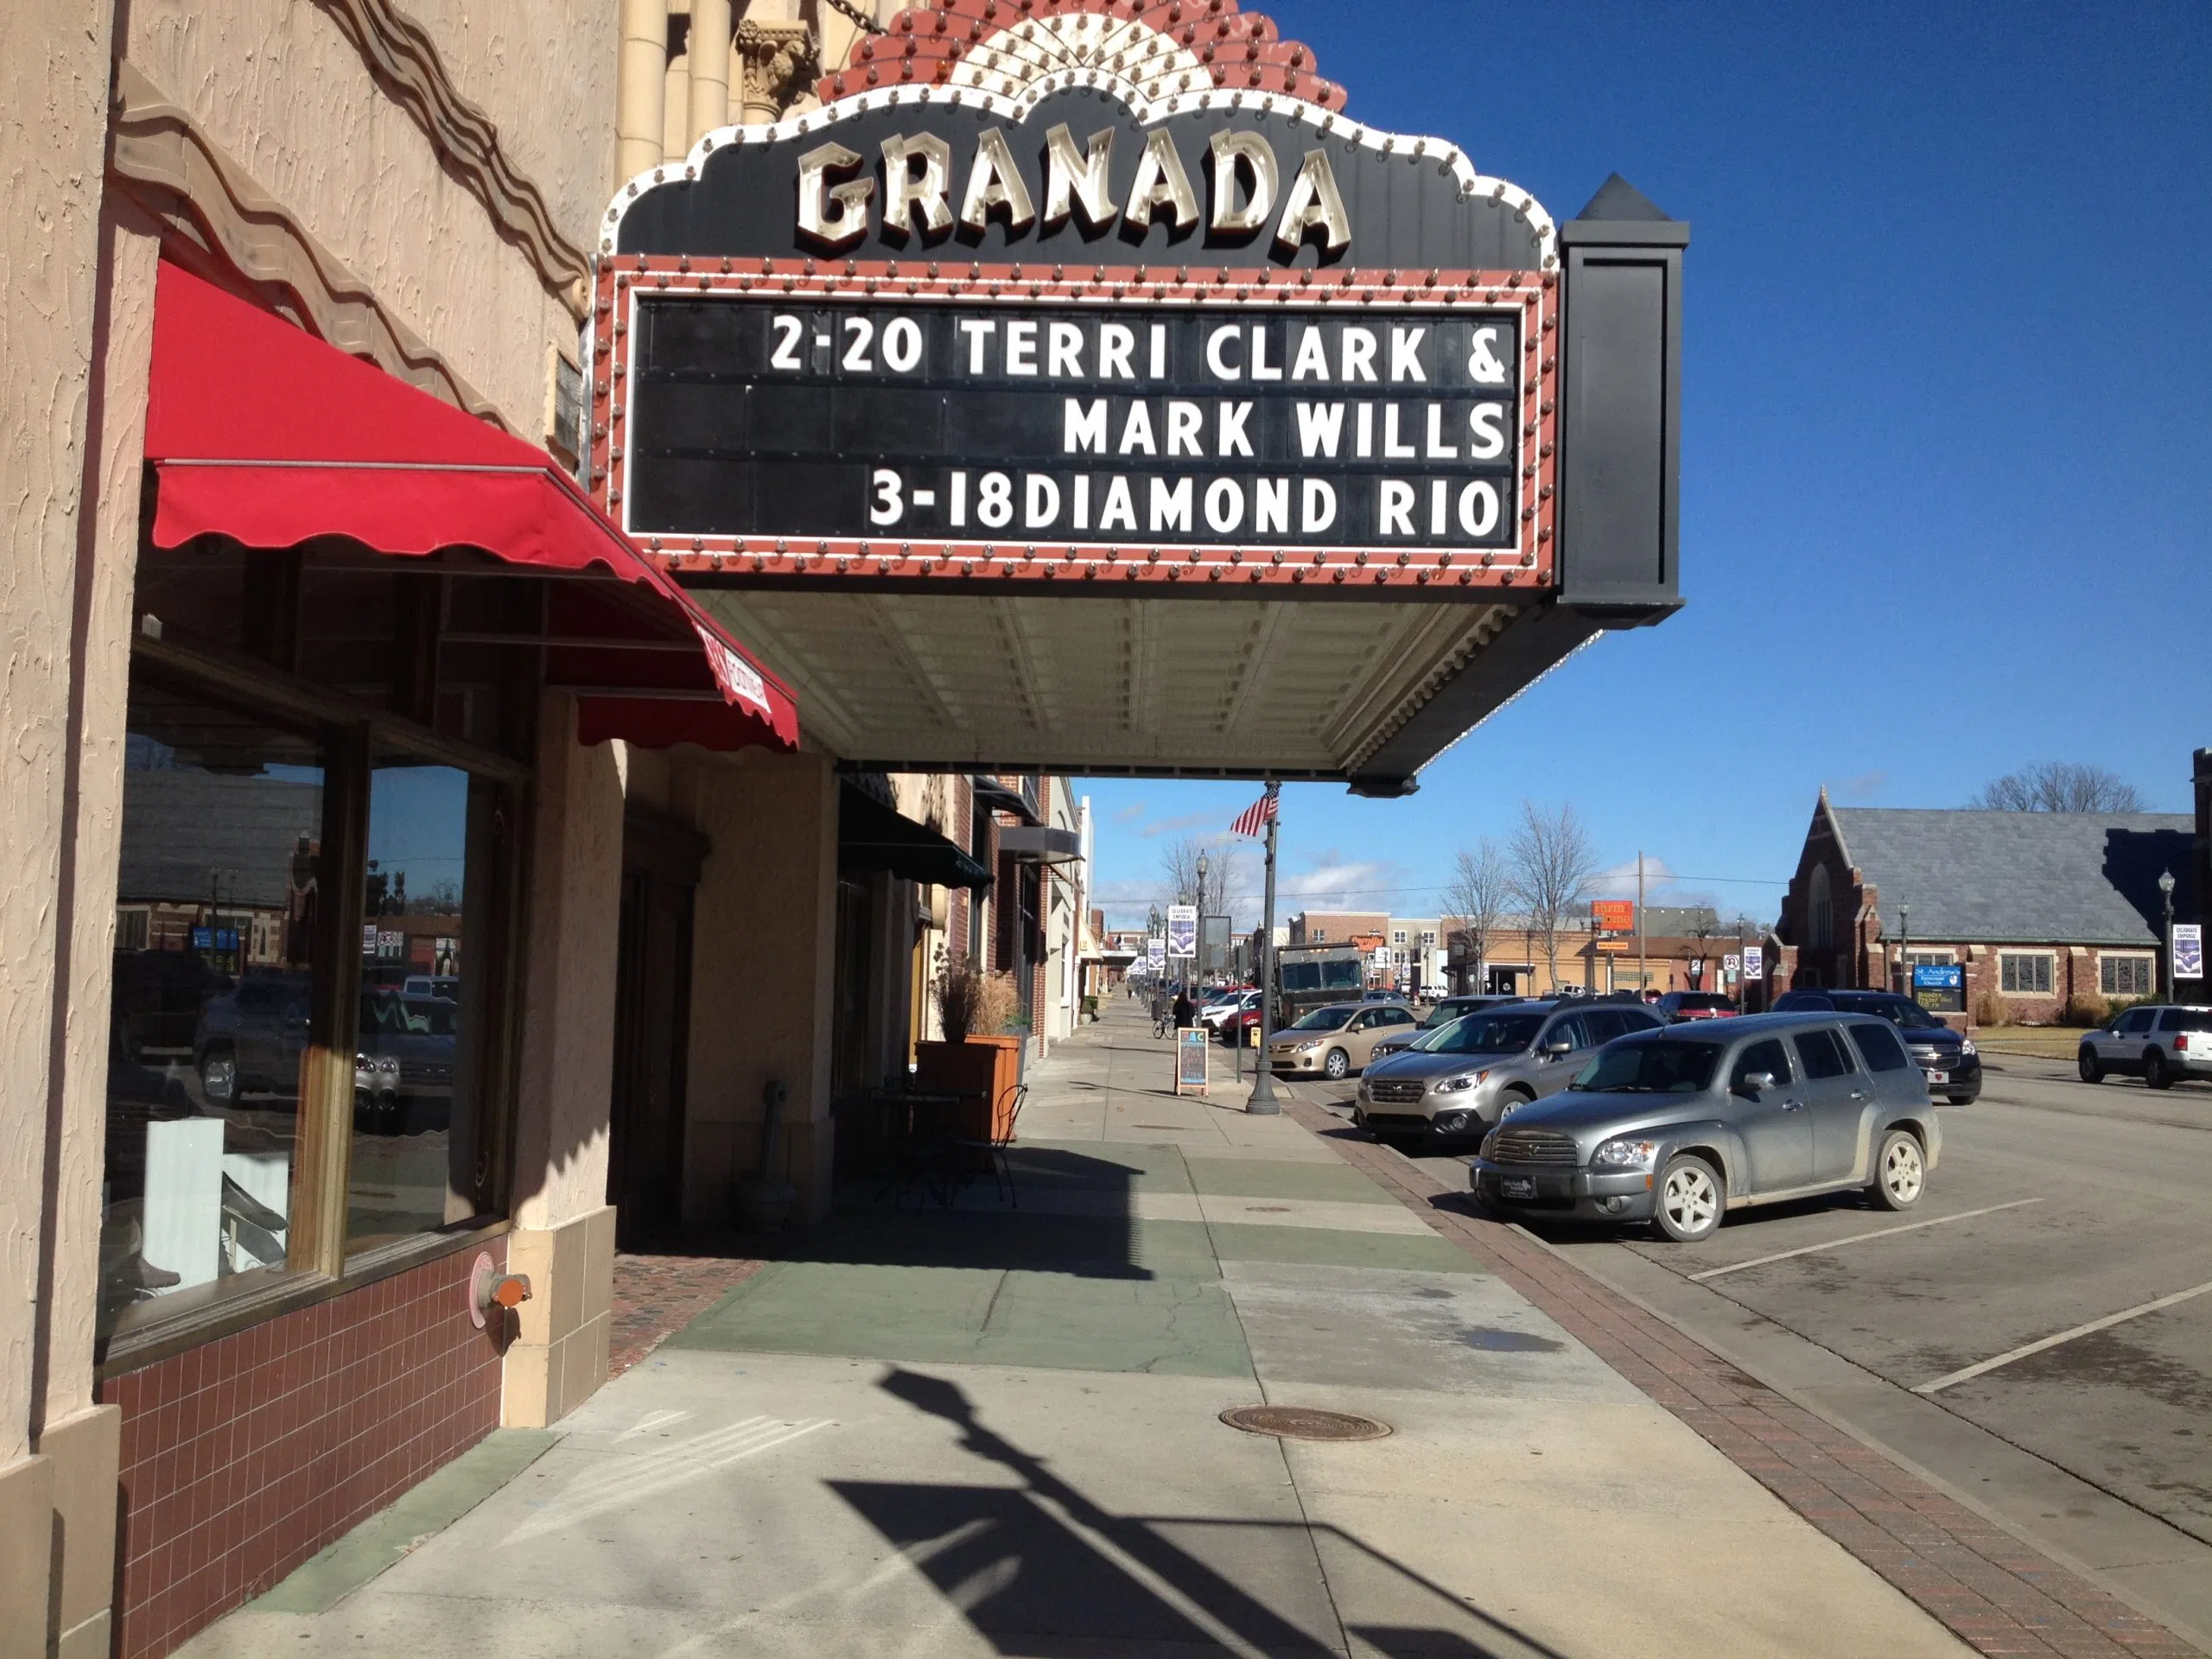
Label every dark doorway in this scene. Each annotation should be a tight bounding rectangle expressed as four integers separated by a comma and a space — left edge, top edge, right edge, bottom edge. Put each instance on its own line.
608, 808, 706, 1250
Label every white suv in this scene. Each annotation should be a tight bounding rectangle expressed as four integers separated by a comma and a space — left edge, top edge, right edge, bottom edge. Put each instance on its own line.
2079, 1004, 2212, 1090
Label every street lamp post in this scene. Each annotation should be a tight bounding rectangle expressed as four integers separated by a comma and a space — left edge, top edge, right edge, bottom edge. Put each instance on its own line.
2159, 869, 2177, 1003
1247, 783, 1281, 1115
1898, 904, 1910, 997
1194, 853, 1209, 986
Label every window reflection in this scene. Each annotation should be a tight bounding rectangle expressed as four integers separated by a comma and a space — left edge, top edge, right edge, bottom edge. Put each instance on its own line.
347, 760, 499, 1249
102, 683, 324, 1338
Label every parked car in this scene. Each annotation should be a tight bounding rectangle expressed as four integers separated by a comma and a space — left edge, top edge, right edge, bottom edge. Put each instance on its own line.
1657, 991, 1738, 1021
2078, 1004, 2212, 1090
1268, 1001, 1416, 1080
194, 972, 313, 1105
1357, 1000, 1668, 1147
1197, 988, 1254, 1033
1471, 1011, 1942, 1241
1370, 994, 1522, 1061
402, 974, 461, 1002
358, 990, 459, 1132
1206, 989, 1263, 1043
1772, 989, 1980, 1103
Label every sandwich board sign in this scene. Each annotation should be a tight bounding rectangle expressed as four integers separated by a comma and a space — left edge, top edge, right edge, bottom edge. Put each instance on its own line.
1176, 1027, 1210, 1095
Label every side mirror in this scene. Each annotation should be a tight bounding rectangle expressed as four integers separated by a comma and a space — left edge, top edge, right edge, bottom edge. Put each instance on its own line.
1735, 1071, 1776, 1096
1545, 1039, 1574, 1057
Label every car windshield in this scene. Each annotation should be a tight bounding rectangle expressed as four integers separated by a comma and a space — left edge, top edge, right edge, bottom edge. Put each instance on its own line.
1289, 1007, 1355, 1032
1420, 1001, 1477, 1028
1675, 995, 1732, 1011
1839, 995, 1946, 1030
1572, 1039, 1724, 1093
1431, 1014, 1544, 1055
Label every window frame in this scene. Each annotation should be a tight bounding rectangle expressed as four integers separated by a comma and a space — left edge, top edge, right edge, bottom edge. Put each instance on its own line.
2099, 953, 2156, 998
99, 628, 532, 1376
1998, 950, 2056, 996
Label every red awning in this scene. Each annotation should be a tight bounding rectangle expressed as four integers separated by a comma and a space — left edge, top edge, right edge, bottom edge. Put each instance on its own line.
142, 260, 798, 753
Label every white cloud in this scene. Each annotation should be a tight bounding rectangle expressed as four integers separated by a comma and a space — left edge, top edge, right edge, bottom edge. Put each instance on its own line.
1589, 856, 1679, 900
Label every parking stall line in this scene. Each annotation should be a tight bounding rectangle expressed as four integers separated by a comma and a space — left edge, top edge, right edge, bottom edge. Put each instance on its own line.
1685, 1198, 2046, 1281
1913, 1276, 2212, 1395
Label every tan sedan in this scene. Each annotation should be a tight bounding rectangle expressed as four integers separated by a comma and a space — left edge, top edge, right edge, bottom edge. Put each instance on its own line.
1268, 1001, 1419, 1082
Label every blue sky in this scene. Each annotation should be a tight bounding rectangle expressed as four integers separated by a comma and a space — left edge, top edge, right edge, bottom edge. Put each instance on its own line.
1078, 0, 2212, 930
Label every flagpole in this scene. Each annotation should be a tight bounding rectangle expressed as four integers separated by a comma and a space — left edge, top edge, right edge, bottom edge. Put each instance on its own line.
1247, 781, 1281, 1115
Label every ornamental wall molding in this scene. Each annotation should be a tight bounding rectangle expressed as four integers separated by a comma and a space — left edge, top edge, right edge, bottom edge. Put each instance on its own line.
109, 60, 511, 430
310, 0, 592, 321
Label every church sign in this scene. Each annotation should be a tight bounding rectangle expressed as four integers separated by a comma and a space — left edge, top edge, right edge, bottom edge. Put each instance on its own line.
592, 1, 1682, 605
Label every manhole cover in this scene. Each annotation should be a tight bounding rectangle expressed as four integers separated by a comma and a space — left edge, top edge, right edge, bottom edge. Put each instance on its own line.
1220, 1406, 1392, 1442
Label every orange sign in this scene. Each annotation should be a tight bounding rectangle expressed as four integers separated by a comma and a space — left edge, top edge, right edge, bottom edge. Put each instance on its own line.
1592, 899, 1635, 932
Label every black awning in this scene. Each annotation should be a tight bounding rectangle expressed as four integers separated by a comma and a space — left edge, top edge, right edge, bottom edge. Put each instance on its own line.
839, 782, 993, 892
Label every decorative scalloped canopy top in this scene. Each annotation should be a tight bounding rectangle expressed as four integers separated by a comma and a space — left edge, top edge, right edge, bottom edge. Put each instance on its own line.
817, 0, 1343, 112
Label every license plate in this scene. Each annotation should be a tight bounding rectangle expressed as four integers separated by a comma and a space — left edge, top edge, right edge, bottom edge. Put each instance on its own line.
1924, 1070, 1949, 1084
1501, 1177, 1536, 1201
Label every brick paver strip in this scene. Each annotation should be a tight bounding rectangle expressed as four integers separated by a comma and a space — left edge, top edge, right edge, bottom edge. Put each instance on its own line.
609, 1250, 765, 1376
1279, 1097, 2199, 1659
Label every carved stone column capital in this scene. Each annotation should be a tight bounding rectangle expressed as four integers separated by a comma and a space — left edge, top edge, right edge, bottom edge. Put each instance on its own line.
735, 19, 817, 123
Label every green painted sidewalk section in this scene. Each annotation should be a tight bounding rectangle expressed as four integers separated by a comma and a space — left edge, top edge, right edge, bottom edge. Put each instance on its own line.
247, 1429, 558, 1614
667, 1135, 1482, 1376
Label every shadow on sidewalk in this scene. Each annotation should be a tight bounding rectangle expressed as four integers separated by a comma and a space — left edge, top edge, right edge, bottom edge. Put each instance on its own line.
839, 1366, 1571, 1658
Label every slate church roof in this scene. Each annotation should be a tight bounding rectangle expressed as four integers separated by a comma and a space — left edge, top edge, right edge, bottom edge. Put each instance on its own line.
1826, 806, 2195, 947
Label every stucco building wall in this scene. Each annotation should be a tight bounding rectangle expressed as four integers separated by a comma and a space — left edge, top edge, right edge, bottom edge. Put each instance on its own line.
124, 0, 598, 438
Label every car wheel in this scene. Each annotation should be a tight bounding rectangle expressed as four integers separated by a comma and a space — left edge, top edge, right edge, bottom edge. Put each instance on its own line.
1945, 1094, 1975, 1106
1323, 1048, 1351, 1081
200, 1048, 237, 1106
1871, 1129, 1926, 1211
1498, 1086, 1535, 1119
1652, 1154, 1725, 1243
2077, 1048, 2102, 1085
2145, 1048, 2172, 1091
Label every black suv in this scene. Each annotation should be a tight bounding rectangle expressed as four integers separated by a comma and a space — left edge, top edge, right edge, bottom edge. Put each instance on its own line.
1772, 990, 1980, 1103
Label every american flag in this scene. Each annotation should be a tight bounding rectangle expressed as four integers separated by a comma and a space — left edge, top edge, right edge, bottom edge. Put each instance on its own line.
1229, 788, 1278, 840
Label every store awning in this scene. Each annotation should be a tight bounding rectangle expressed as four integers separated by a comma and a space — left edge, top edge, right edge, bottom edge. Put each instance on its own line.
142, 260, 798, 753
838, 783, 993, 893
997, 825, 1083, 866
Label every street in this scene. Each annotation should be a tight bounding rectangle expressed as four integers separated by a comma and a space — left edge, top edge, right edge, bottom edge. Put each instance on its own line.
1299, 1054, 2212, 1645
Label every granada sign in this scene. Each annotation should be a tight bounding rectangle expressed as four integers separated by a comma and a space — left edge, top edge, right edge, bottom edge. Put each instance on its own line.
594, 8, 1567, 590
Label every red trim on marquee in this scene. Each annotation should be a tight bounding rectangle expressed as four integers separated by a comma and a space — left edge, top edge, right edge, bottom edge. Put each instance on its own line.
144, 261, 798, 753
818, 0, 1343, 111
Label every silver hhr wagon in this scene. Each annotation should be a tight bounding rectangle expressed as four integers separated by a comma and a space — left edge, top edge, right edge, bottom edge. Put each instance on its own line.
1470, 1012, 1941, 1243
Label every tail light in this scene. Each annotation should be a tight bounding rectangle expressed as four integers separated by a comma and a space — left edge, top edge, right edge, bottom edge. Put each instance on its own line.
2178, 1033, 2191, 1053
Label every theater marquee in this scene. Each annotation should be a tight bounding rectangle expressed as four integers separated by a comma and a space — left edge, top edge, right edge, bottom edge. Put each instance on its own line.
594, 41, 1574, 593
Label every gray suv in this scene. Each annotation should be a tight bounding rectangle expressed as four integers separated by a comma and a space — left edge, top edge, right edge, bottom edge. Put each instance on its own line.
2078, 1004, 2212, 1089
1471, 1012, 1942, 1242
1355, 1001, 1667, 1148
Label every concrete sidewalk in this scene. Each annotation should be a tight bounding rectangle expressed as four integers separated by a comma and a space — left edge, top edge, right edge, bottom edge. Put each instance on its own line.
183, 1004, 1970, 1657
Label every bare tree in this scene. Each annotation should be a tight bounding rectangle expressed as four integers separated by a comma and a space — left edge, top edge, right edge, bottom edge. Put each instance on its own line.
1507, 801, 1600, 989
1444, 839, 1512, 993
1682, 916, 1718, 991
1972, 762, 2144, 814
1158, 837, 1245, 927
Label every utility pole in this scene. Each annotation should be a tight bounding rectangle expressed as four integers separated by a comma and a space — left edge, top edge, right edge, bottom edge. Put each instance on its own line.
1248, 782, 1282, 1115
1637, 851, 1647, 998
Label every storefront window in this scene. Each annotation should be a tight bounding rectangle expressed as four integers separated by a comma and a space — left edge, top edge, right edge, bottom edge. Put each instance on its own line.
348, 758, 507, 1250
101, 677, 325, 1338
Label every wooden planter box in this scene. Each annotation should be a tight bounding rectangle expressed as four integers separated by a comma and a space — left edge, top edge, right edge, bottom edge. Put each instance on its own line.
912, 1034, 1023, 1141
